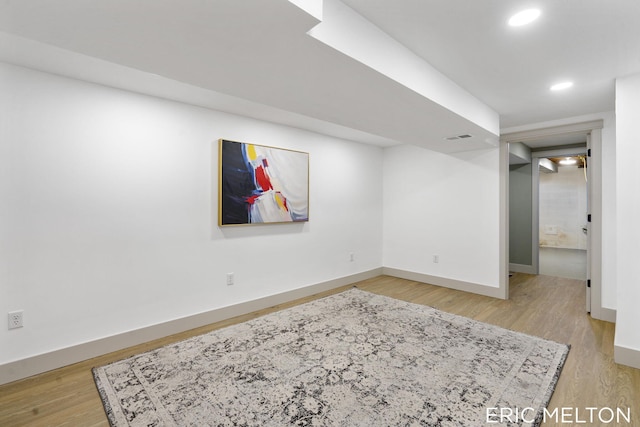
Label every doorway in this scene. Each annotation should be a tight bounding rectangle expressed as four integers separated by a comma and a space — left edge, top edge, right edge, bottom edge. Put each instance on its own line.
537, 153, 588, 280
501, 120, 604, 318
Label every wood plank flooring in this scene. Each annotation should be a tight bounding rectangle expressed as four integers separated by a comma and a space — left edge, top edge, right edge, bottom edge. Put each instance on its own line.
1, 273, 638, 426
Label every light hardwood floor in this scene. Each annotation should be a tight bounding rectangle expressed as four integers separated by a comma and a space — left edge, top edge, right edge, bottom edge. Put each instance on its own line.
1, 274, 638, 426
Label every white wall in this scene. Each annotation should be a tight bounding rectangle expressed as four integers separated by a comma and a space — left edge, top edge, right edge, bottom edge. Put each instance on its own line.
0, 62, 383, 365
614, 73, 640, 367
382, 144, 501, 287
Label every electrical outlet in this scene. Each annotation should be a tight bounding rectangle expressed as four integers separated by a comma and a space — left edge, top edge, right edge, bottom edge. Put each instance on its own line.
8, 311, 23, 329
433, 255, 439, 264
226, 273, 234, 286
349, 252, 355, 262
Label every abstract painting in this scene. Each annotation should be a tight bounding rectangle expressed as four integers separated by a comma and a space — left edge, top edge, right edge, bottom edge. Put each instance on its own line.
218, 139, 309, 226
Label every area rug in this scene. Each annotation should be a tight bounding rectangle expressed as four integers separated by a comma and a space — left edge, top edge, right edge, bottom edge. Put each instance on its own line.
93, 288, 569, 426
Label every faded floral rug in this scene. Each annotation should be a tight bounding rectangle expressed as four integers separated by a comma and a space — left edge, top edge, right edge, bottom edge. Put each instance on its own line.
93, 288, 569, 426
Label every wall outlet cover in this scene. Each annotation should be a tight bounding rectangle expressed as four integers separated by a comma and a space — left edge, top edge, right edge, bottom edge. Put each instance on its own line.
8, 311, 23, 329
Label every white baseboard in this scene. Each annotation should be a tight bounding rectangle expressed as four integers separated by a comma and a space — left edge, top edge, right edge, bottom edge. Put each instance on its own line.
0, 268, 382, 386
509, 263, 536, 274
614, 344, 640, 370
594, 307, 616, 323
382, 267, 506, 299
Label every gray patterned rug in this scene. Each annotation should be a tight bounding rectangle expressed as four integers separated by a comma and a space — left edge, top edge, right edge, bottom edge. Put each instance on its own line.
93, 288, 569, 426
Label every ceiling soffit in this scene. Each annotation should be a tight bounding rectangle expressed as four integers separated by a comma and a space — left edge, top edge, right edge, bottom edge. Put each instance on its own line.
0, 0, 499, 153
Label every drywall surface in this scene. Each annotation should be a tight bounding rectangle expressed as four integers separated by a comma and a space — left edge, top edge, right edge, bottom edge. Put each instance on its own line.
614, 73, 640, 362
308, 0, 499, 138
598, 111, 617, 310
382, 144, 500, 287
539, 165, 587, 250
509, 163, 533, 266
0, 62, 383, 364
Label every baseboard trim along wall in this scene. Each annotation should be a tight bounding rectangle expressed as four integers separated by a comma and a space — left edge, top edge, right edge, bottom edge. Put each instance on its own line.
509, 263, 536, 275
0, 268, 383, 386
614, 344, 640, 370
382, 267, 505, 299
597, 307, 617, 324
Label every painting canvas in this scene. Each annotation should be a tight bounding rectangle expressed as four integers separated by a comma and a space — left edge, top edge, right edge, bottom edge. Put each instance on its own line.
218, 139, 309, 226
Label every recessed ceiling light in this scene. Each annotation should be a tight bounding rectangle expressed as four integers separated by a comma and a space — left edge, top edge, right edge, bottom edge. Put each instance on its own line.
559, 157, 577, 165
550, 81, 574, 91
508, 9, 541, 27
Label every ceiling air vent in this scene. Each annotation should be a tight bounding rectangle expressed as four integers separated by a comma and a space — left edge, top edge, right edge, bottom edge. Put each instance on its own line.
444, 134, 473, 141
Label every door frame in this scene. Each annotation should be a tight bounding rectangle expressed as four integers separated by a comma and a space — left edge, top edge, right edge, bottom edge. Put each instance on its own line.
531, 145, 588, 277
500, 120, 608, 320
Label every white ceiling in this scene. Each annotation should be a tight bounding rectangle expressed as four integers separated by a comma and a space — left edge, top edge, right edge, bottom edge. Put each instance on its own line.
343, 0, 640, 128
1, 0, 638, 148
